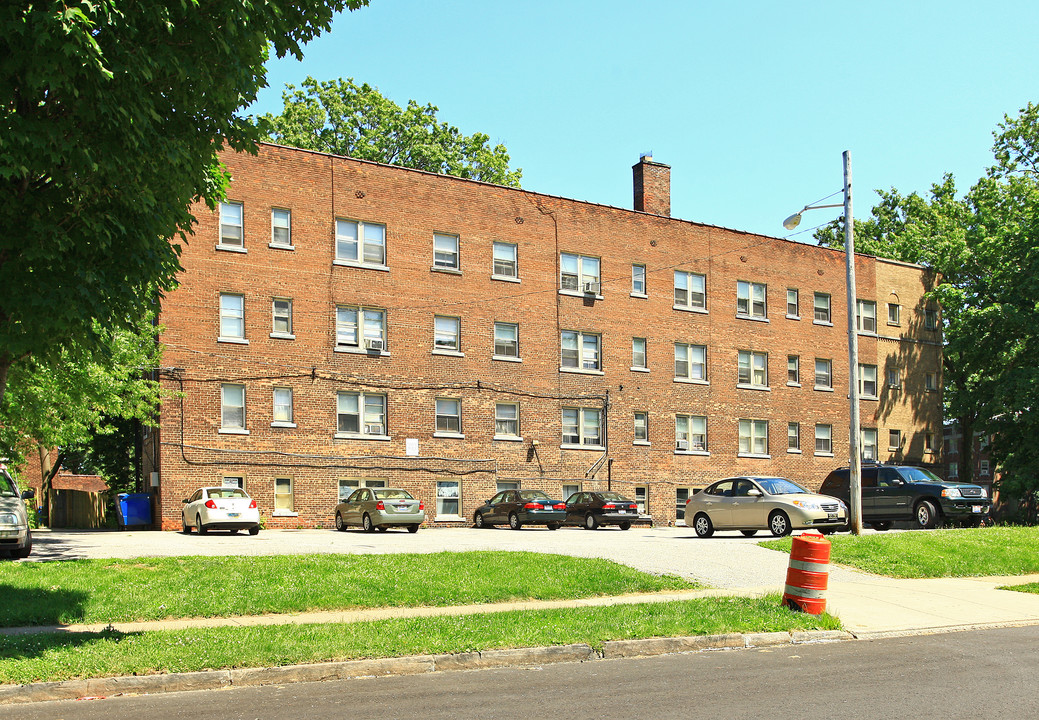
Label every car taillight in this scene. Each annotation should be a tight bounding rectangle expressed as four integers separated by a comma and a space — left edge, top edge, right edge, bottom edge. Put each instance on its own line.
376, 501, 385, 510
602, 503, 616, 510
523, 502, 544, 510
204, 500, 217, 509
249, 500, 257, 509
629, 505, 637, 511
553, 503, 566, 510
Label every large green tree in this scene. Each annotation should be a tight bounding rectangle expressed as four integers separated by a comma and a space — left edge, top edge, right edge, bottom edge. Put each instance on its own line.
257, 76, 522, 186
0, 1, 367, 406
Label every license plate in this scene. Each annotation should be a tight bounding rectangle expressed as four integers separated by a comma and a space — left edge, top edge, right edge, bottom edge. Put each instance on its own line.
396, 505, 408, 511
228, 512, 240, 518
972, 505, 983, 513
827, 513, 838, 520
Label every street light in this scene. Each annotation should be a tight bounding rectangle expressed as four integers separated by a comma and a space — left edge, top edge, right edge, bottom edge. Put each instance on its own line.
783, 150, 863, 535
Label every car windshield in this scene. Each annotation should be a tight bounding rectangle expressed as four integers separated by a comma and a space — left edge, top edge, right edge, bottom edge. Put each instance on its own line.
0, 473, 16, 498
598, 492, 629, 502
208, 488, 248, 499
756, 477, 809, 495
898, 467, 947, 483
518, 490, 551, 501
374, 489, 413, 500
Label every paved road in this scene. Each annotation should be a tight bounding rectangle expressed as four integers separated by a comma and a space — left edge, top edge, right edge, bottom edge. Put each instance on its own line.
25, 525, 879, 589
5, 625, 1036, 719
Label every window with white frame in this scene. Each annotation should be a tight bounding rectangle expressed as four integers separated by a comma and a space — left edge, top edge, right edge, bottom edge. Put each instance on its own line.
272, 387, 293, 426
562, 407, 602, 447
786, 288, 799, 318
219, 201, 244, 247
435, 398, 462, 435
815, 424, 832, 455
788, 422, 801, 451
493, 322, 519, 359
676, 414, 707, 452
737, 281, 767, 318
887, 367, 901, 389
632, 337, 648, 370
336, 392, 387, 437
497, 481, 520, 492
274, 477, 294, 513
221, 383, 246, 432
674, 271, 707, 310
862, 428, 878, 461
335, 306, 386, 351
434, 316, 461, 353
223, 476, 244, 489
433, 233, 460, 270
888, 302, 901, 325
814, 292, 831, 323
738, 419, 768, 456
634, 412, 649, 443
980, 459, 990, 476
675, 343, 707, 381
560, 253, 600, 293
787, 355, 800, 385
924, 432, 936, 453
859, 364, 878, 398
925, 372, 938, 391
889, 429, 901, 450
492, 241, 518, 279
436, 480, 461, 518
561, 331, 601, 371
676, 488, 690, 520
335, 218, 386, 266
219, 293, 245, 341
857, 300, 877, 333
924, 308, 939, 330
737, 350, 768, 388
632, 264, 647, 295
495, 403, 520, 438
338, 478, 386, 502
271, 208, 291, 247
815, 358, 833, 389
272, 298, 292, 336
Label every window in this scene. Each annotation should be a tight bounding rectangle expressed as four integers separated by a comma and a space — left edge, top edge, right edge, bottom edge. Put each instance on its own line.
436, 480, 461, 518
676, 489, 690, 520
222, 476, 244, 489
561, 331, 601, 371
335, 219, 386, 266
435, 398, 462, 435
632, 337, 648, 370
336, 392, 387, 437
634, 486, 648, 515
562, 407, 603, 447
676, 415, 707, 452
889, 429, 902, 450
857, 300, 877, 333
924, 308, 939, 330
433, 232, 460, 270
924, 432, 936, 453
219, 201, 243, 247
338, 478, 386, 502
632, 264, 647, 296
219, 293, 246, 341
788, 422, 801, 452
887, 368, 901, 389
497, 481, 520, 492
493, 322, 519, 359
274, 477, 294, 513
814, 293, 831, 323
560, 253, 600, 293
434, 316, 461, 353
675, 343, 707, 381
737, 281, 767, 318
634, 412, 649, 443
859, 364, 878, 398
948, 462, 959, 478
221, 383, 246, 432
336, 306, 386, 351
271, 208, 291, 247
862, 428, 878, 461
272, 387, 294, 426
787, 355, 800, 385
272, 298, 292, 337
925, 372, 938, 392
786, 289, 799, 318
562, 484, 581, 501
492, 241, 518, 279
815, 358, 833, 390
495, 403, 520, 439
815, 424, 833, 455
674, 271, 707, 310
980, 459, 990, 476
737, 350, 768, 388
888, 303, 901, 325
738, 419, 768, 456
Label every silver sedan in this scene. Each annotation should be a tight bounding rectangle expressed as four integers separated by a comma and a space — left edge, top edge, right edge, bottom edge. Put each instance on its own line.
335, 487, 425, 533
685, 476, 848, 537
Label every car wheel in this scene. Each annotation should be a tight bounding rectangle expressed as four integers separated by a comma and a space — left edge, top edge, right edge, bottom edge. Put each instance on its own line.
693, 513, 714, 538
546, 522, 560, 530
362, 513, 375, 533
13, 535, 31, 559
916, 500, 939, 529
196, 514, 207, 535
509, 512, 522, 530
474, 512, 486, 528
740, 529, 758, 537
584, 513, 600, 530
869, 521, 892, 531
408, 524, 419, 533
769, 511, 792, 537
248, 526, 260, 536
182, 515, 190, 534
619, 521, 631, 531
335, 512, 347, 532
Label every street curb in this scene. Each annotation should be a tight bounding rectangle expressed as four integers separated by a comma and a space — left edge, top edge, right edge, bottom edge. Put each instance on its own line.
0, 632, 852, 706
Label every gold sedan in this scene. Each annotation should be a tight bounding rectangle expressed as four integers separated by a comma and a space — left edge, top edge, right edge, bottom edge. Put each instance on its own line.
685, 476, 848, 537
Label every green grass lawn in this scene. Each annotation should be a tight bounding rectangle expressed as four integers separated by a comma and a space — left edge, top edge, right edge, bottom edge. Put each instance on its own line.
1002, 582, 1039, 594
760, 526, 1039, 578
0, 596, 840, 684
0, 551, 696, 627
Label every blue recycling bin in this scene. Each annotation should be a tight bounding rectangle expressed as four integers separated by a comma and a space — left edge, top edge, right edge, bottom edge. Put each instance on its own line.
117, 493, 152, 527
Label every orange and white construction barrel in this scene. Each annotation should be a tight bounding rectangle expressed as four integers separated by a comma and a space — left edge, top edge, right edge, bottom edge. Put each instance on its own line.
782, 532, 831, 614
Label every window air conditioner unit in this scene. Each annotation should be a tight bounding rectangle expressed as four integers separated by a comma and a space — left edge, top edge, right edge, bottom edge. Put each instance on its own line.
583, 281, 601, 295
364, 338, 385, 352
364, 423, 384, 435
676, 440, 690, 451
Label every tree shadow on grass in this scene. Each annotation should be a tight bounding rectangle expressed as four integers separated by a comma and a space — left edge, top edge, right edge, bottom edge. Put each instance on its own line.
0, 584, 90, 628
0, 628, 143, 682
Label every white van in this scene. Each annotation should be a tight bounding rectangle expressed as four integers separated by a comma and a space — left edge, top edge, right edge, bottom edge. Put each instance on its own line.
0, 468, 34, 558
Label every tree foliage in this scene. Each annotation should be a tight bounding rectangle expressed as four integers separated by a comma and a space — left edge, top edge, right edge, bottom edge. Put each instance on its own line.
257, 76, 522, 186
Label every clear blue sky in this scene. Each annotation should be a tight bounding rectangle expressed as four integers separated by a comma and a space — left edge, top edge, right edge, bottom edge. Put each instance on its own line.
248, 0, 1037, 241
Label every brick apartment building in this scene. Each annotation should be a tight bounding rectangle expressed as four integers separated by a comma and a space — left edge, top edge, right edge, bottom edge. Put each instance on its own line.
144, 144, 943, 530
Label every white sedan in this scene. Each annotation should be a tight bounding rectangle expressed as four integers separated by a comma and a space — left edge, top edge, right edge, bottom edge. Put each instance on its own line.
181, 487, 260, 535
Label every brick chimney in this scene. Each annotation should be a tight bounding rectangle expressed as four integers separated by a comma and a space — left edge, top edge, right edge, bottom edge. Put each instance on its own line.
632, 154, 671, 216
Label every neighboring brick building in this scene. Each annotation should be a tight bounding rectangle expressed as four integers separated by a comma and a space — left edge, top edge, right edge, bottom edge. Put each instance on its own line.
144, 144, 943, 530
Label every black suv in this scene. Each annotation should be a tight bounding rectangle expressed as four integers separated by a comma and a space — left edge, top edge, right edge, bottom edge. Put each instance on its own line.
819, 464, 990, 530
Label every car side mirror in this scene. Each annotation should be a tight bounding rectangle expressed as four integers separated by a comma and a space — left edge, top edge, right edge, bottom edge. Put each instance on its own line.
20, 489, 35, 500
181, 498, 189, 504
746, 488, 762, 497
